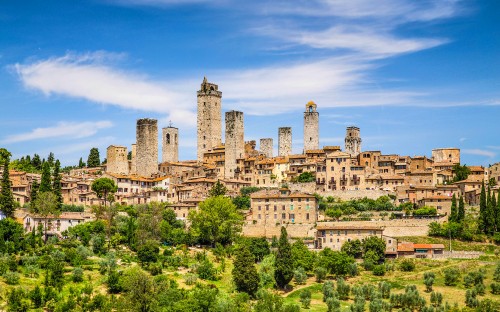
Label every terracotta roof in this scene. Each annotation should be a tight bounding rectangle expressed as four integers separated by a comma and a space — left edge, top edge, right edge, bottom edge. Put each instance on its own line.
305, 149, 325, 154
413, 244, 432, 249
397, 242, 414, 252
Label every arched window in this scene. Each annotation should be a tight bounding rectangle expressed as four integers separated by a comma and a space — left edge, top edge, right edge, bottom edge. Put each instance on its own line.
166, 133, 170, 144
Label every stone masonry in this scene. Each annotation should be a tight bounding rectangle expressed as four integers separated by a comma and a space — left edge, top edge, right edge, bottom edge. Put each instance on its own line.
136, 118, 158, 177
278, 127, 292, 157
260, 138, 273, 158
130, 143, 136, 175
162, 126, 179, 163
345, 126, 361, 157
106, 145, 129, 175
224, 110, 244, 179
303, 101, 319, 152
197, 77, 222, 162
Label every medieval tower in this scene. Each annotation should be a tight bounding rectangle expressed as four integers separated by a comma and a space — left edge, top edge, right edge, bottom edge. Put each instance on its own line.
303, 101, 319, 152
260, 138, 273, 158
278, 127, 292, 156
162, 126, 179, 163
106, 145, 129, 175
224, 110, 244, 179
136, 118, 158, 177
345, 126, 361, 157
197, 77, 222, 162
130, 143, 137, 175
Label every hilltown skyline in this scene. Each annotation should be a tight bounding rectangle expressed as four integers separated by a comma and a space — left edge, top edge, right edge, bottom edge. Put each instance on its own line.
1, 1, 500, 166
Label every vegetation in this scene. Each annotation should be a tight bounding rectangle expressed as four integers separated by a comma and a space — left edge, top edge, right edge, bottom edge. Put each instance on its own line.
87, 147, 101, 167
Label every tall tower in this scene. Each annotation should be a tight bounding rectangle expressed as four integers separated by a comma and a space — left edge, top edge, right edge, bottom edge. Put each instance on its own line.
197, 77, 222, 162
224, 111, 244, 179
303, 101, 319, 152
162, 126, 179, 163
106, 145, 129, 175
130, 143, 136, 175
260, 138, 273, 158
345, 126, 361, 157
278, 127, 292, 156
136, 118, 158, 177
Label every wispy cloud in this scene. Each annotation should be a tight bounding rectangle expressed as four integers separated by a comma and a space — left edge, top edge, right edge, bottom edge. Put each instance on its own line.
462, 149, 496, 158
13, 51, 196, 127
2, 120, 113, 144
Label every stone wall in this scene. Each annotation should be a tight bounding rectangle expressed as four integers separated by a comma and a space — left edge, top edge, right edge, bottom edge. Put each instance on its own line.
278, 127, 292, 157
130, 143, 136, 175
136, 118, 158, 177
304, 103, 319, 152
243, 223, 316, 239
345, 126, 361, 157
224, 111, 244, 179
260, 138, 273, 158
432, 148, 460, 164
162, 127, 179, 163
106, 145, 129, 175
288, 182, 393, 200
197, 78, 222, 162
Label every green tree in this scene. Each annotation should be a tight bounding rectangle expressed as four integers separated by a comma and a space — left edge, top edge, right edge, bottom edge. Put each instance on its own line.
232, 245, 259, 297
479, 181, 487, 234
39, 162, 52, 193
137, 240, 159, 264
361, 236, 386, 263
0, 157, 15, 218
487, 186, 495, 235
78, 157, 85, 168
299, 289, 311, 309
52, 159, 62, 210
31, 153, 41, 170
189, 196, 242, 246
209, 180, 228, 197
87, 147, 100, 167
31, 191, 60, 242
458, 194, 465, 222
297, 172, 315, 183
274, 226, 293, 289
341, 239, 362, 258
122, 267, 156, 312
444, 267, 460, 286
453, 164, 471, 182
325, 207, 342, 221
317, 248, 354, 276
449, 194, 457, 222
291, 239, 316, 271
0, 218, 24, 254
91, 177, 118, 248
30, 180, 39, 203
233, 195, 251, 209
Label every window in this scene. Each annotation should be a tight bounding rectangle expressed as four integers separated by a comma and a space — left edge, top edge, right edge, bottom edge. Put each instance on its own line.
166, 133, 170, 144
282, 213, 286, 219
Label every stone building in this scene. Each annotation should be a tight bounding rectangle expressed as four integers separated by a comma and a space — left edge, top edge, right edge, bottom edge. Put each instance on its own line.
136, 118, 158, 177
303, 101, 319, 152
197, 77, 222, 162
224, 110, 245, 179
490, 162, 500, 185
162, 126, 179, 163
130, 143, 137, 175
432, 148, 460, 167
278, 127, 292, 157
260, 138, 273, 158
249, 188, 318, 225
345, 126, 361, 157
106, 145, 129, 175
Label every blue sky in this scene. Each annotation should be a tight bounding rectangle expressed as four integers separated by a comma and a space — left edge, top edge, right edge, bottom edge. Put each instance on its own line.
1, 0, 499, 167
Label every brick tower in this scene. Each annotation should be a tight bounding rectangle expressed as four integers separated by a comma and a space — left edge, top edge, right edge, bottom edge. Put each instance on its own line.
197, 77, 222, 162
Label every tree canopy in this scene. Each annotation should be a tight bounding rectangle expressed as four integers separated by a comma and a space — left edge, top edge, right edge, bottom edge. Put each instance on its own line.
87, 147, 101, 168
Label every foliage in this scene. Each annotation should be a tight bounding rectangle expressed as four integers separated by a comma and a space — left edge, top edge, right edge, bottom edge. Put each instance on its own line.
465, 289, 479, 308
315, 266, 327, 282
137, 240, 160, 264
72, 266, 84, 282
0, 218, 25, 254
232, 244, 259, 297
297, 172, 315, 183
4, 270, 20, 285
240, 237, 270, 262
341, 239, 362, 258
322, 280, 335, 302
0, 156, 15, 218
259, 254, 276, 288
233, 195, 251, 209
291, 239, 316, 271
361, 236, 386, 263
399, 259, 415, 272
389, 285, 426, 311
372, 264, 386, 276
337, 277, 350, 300
413, 206, 437, 216
299, 289, 311, 309
424, 272, 435, 292
87, 147, 100, 168
317, 248, 355, 276
189, 196, 242, 246
275, 226, 293, 289
453, 164, 471, 182
449, 194, 457, 222
209, 180, 228, 197
293, 266, 307, 284
444, 267, 461, 286
196, 258, 217, 280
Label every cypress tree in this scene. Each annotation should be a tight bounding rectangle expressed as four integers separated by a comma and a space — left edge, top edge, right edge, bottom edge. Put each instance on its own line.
78, 157, 85, 168
87, 148, 100, 168
0, 158, 15, 218
497, 192, 500, 233
52, 160, 62, 210
232, 244, 259, 297
458, 195, 465, 222
39, 162, 52, 193
492, 192, 498, 233
275, 226, 294, 289
30, 180, 40, 203
449, 194, 457, 222
487, 186, 495, 235
479, 182, 487, 234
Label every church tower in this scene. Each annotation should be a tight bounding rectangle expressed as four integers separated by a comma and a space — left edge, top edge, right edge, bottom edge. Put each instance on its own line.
345, 126, 361, 157
303, 101, 319, 152
197, 77, 222, 162
162, 125, 179, 163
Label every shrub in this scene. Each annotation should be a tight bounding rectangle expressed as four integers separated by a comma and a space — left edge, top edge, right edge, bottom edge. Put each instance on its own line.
149, 263, 162, 276
491, 282, 500, 295
372, 264, 385, 276
399, 259, 415, 272
72, 267, 84, 283
137, 241, 159, 264
424, 272, 435, 292
294, 267, 307, 285
322, 280, 335, 302
336, 278, 350, 300
4, 271, 20, 285
315, 266, 327, 282
197, 259, 217, 281
444, 267, 460, 286
326, 297, 341, 312
465, 289, 478, 308
299, 289, 311, 309
378, 282, 391, 299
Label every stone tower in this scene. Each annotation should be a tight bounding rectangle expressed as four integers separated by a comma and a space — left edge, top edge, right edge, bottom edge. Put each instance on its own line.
345, 126, 361, 157
162, 126, 179, 163
136, 118, 158, 177
278, 127, 292, 156
303, 101, 319, 152
106, 145, 129, 175
197, 77, 222, 162
130, 143, 137, 175
224, 110, 244, 179
260, 138, 273, 158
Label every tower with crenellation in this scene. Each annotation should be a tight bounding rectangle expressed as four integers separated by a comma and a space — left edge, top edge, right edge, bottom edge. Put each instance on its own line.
303, 101, 319, 152
197, 77, 222, 162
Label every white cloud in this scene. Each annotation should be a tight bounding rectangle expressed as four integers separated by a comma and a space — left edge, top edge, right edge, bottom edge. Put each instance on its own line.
2, 121, 113, 144
462, 149, 496, 158
14, 52, 197, 128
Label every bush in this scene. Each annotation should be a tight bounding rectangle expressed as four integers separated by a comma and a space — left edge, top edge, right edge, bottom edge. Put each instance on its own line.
149, 263, 163, 276
444, 267, 460, 286
399, 259, 415, 272
4, 271, 20, 285
326, 297, 341, 312
378, 282, 391, 299
299, 289, 311, 309
294, 267, 307, 285
185, 273, 198, 286
372, 264, 385, 276
322, 280, 335, 302
336, 278, 350, 300
137, 241, 160, 264
197, 259, 217, 281
491, 282, 500, 295
72, 267, 84, 283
